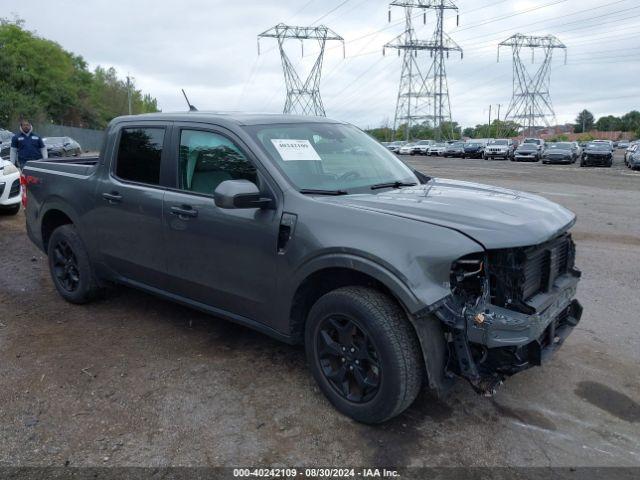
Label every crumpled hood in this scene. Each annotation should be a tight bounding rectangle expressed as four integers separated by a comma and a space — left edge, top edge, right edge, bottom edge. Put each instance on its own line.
321, 178, 576, 249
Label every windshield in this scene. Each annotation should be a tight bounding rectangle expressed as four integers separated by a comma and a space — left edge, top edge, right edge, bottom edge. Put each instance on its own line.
246, 123, 418, 193
524, 139, 540, 144
587, 143, 611, 151
449, 142, 464, 147
518, 144, 537, 150
490, 140, 508, 145
548, 143, 572, 149
44, 137, 65, 144
467, 141, 483, 146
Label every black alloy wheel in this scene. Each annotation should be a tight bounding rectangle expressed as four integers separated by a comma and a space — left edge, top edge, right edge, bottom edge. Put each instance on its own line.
52, 240, 80, 292
305, 286, 423, 423
47, 224, 101, 304
316, 315, 381, 403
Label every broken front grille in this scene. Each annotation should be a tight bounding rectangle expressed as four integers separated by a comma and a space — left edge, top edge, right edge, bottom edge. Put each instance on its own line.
488, 234, 575, 314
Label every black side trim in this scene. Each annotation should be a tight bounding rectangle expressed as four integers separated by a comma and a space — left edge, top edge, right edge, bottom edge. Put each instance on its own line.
116, 277, 295, 344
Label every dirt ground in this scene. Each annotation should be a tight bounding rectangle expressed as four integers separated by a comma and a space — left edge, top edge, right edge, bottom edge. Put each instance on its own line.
0, 152, 639, 468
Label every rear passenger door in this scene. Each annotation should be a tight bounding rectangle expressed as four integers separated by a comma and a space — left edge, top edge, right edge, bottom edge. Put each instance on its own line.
162, 125, 281, 323
96, 124, 170, 288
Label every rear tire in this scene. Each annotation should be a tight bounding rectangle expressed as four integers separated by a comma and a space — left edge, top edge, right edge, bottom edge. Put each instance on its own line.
47, 224, 101, 304
305, 286, 423, 424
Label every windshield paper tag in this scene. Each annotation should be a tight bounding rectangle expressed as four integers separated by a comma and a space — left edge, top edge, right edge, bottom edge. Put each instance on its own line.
271, 139, 321, 161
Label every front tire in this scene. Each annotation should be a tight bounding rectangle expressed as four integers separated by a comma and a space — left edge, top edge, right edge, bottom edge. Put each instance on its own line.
305, 286, 423, 424
47, 225, 101, 304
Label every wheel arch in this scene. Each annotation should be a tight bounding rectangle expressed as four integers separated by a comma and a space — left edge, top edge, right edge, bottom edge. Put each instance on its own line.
40, 202, 79, 251
286, 254, 425, 344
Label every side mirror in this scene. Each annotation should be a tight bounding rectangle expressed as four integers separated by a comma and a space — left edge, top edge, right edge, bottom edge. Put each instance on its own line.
214, 179, 273, 210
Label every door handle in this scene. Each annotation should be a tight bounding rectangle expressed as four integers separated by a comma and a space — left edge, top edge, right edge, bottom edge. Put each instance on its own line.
102, 192, 122, 204
170, 205, 198, 219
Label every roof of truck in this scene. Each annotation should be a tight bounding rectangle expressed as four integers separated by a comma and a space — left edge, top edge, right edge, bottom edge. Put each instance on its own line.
110, 111, 346, 127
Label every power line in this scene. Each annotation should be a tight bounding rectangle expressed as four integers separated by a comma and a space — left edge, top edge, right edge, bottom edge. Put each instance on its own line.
287, 0, 317, 22
311, 0, 352, 26
458, 0, 632, 51
452, 0, 569, 33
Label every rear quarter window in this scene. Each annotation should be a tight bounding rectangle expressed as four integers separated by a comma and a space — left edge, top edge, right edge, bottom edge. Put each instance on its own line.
115, 127, 165, 185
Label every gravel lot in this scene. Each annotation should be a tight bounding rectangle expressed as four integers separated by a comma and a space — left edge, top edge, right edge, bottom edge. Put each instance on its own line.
0, 152, 638, 468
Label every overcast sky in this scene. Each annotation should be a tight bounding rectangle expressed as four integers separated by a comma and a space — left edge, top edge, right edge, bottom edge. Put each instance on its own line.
5, 0, 640, 129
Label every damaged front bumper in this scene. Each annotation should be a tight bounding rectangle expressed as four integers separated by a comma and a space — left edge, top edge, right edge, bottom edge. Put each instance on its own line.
434, 272, 582, 395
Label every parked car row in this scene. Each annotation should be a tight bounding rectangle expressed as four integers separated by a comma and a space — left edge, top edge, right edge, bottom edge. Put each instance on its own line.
0, 130, 83, 161
541, 142, 579, 164
43, 137, 83, 157
380, 136, 639, 171
0, 129, 13, 160
623, 141, 640, 170
580, 141, 614, 167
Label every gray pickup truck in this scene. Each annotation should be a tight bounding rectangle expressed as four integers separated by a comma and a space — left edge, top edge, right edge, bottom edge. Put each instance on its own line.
23, 112, 582, 423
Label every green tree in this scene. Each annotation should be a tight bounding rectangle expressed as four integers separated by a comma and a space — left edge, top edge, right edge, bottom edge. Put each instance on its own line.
0, 17, 159, 129
365, 127, 394, 142
595, 115, 622, 132
463, 120, 519, 139
574, 110, 595, 133
462, 127, 475, 138
621, 110, 640, 132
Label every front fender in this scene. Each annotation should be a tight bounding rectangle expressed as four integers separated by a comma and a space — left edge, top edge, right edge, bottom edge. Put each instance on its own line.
287, 251, 426, 314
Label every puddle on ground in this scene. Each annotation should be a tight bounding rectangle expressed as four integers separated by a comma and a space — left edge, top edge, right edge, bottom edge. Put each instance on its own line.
575, 381, 640, 423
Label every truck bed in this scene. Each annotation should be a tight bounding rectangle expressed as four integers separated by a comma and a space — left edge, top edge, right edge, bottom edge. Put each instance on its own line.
24, 157, 100, 177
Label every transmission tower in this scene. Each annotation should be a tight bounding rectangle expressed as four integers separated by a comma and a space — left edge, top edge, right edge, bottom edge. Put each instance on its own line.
258, 24, 344, 116
385, 0, 462, 141
498, 34, 567, 137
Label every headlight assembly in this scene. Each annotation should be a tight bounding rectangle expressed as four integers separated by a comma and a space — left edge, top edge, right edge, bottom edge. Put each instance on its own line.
2, 163, 18, 176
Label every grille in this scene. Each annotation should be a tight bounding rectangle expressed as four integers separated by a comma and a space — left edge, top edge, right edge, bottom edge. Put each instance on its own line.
8, 179, 20, 198
488, 234, 574, 313
0, 182, 5, 197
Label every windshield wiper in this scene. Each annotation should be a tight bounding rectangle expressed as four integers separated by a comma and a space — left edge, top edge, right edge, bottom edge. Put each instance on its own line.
299, 189, 349, 196
370, 181, 418, 190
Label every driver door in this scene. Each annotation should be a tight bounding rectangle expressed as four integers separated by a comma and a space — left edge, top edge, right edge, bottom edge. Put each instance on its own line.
162, 125, 281, 323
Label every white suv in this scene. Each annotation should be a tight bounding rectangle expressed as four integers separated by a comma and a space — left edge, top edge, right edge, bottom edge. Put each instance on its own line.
0, 159, 22, 215
484, 139, 515, 160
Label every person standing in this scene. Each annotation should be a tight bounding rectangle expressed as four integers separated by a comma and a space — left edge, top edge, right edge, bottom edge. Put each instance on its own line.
10, 119, 48, 169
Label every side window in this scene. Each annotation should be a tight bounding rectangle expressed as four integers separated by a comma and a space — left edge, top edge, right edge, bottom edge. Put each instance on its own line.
178, 130, 257, 195
115, 127, 165, 185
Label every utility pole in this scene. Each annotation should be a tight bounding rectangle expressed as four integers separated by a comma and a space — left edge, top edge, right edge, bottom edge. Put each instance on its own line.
126, 75, 133, 115
488, 105, 492, 138
258, 24, 344, 116
385, 0, 462, 141
498, 34, 567, 137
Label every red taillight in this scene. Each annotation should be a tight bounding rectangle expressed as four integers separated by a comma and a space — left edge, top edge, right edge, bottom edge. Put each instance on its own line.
20, 175, 27, 208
